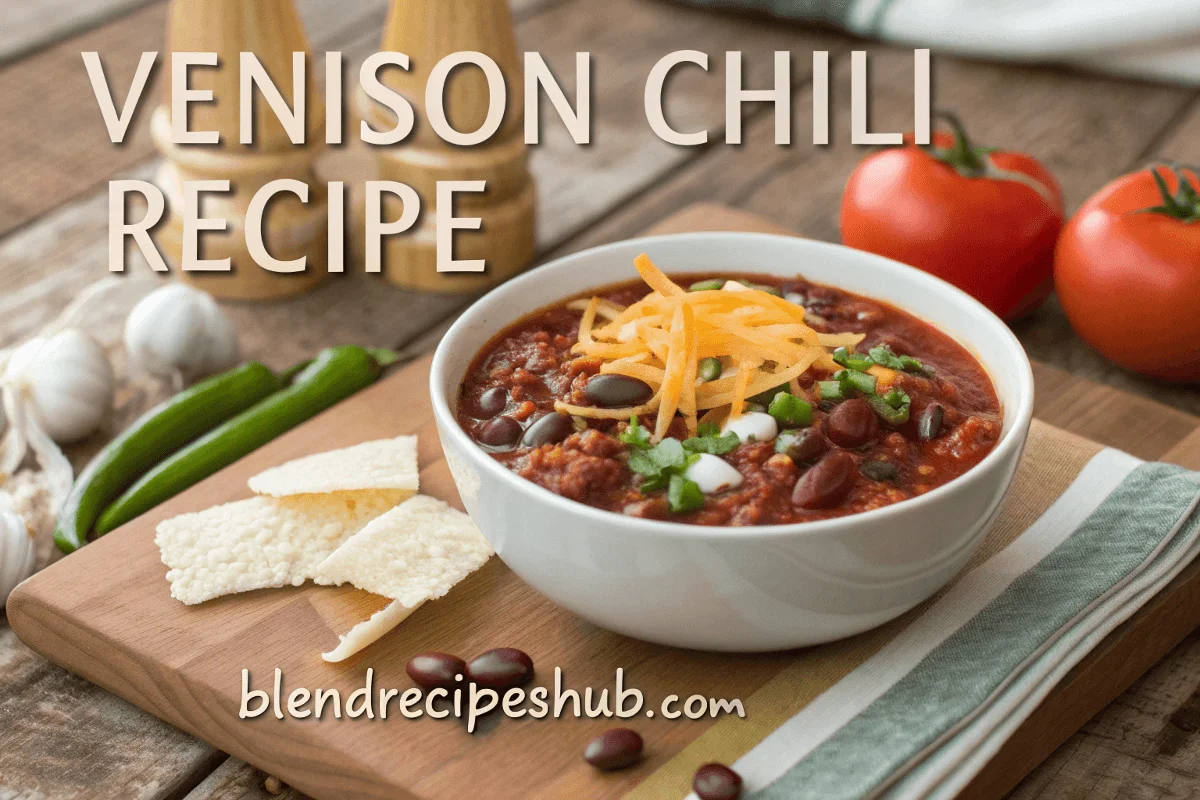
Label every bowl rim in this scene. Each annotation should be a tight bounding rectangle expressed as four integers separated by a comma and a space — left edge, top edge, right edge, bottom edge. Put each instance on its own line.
430, 231, 1035, 541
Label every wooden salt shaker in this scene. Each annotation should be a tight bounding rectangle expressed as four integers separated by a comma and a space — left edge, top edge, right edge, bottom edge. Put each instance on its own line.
152, 0, 329, 300
361, 0, 537, 293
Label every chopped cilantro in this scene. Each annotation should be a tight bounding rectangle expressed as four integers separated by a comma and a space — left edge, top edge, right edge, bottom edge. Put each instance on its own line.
682, 426, 740, 455
619, 416, 652, 450
667, 474, 705, 513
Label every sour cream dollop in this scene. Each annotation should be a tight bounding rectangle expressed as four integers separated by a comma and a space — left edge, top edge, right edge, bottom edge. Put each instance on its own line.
721, 411, 778, 444
685, 453, 745, 494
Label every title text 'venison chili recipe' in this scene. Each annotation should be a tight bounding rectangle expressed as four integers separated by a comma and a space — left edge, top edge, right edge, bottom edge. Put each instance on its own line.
456, 265, 1002, 526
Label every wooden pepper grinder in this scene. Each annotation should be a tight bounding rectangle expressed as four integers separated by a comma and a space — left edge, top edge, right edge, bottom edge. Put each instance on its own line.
363, 0, 536, 292
151, 0, 329, 300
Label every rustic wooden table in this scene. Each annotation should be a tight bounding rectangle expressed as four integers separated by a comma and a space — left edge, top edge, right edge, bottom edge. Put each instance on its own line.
1, 1, 1198, 798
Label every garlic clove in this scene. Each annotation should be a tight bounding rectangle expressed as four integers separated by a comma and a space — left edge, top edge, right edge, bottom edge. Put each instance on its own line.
7, 330, 115, 444
0, 507, 36, 605
197, 292, 239, 375
125, 284, 239, 381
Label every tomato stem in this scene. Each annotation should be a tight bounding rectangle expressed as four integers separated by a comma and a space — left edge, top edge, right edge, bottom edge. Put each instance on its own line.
929, 111, 990, 177
1139, 164, 1200, 223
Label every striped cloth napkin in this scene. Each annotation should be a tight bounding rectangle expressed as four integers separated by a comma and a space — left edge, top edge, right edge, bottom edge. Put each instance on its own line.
675, 0, 1200, 84
626, 420, 1200, 800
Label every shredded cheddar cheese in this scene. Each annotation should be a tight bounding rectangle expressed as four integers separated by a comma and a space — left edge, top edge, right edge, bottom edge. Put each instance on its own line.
555, 254, 865, 440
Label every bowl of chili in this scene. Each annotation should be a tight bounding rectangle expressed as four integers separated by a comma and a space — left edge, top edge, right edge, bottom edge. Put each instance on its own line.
430, 233, 1033, 651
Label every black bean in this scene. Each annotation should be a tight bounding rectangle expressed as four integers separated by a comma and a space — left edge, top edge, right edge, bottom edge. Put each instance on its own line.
521, 413, 574, 447
583, 728, 644, 770
585, 374, 654, 407
406, 652, 466, 691
792, 451, 857, 509
825, 397, 878, 449
860, 460, 899, 481
477, 416, 522, 448
918, 403, 945, 440
693, 763, 743, 800
775, 427, 827, 464
467, 648, 534, 690
477, 387, 508, 418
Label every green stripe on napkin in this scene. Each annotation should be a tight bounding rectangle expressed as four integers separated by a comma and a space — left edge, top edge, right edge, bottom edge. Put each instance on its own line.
754, 462, 1200, 800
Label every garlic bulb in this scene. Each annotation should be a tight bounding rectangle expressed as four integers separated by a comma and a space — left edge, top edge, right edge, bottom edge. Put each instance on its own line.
5, 329, 115, 443
125, 284, 239, 381
0, 507, 35, 606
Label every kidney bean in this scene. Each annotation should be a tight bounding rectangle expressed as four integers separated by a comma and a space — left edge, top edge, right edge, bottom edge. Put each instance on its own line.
585, 374, 654, 407
825, 397, 878, 449
521, 412, 574, 447
467, 648, 534, 690
775, 427, 827, 464
792, 451, 857, 509
919, 402, 945, 440
693, 763, 743, 800
477, 387, 507, 418
583, 728, 644, 770
477, 416, 521, 448
405, 652, 466, 691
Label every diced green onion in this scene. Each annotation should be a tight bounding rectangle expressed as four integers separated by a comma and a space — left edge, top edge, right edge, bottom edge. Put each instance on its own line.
868, 345, 906, 370
834, 369, 877, 396
818, 381, 845, 402
688, 279, 723, 292
831, 347, 874, 372
750, 283, 783, 297
767, 391, 812, 428
668, 473, 705, 513
748, 382, 790, 406
867, 389, 911, 426
698, 357, 722, 383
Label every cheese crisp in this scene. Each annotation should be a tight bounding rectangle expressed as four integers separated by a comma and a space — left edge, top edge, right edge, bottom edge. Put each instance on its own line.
156, 490, 409, 605
321, 600, 422, 663
315, 495, 492, 606
247, 436, 419, 497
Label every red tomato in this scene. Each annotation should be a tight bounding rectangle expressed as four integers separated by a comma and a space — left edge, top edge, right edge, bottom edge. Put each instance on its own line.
840, 116, 1064, 320
1054, 165, 1200, 383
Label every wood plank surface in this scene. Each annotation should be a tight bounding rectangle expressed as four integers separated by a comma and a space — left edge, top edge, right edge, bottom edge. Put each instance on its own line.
1, 1, 1198, 797
7, 203, 1200, 800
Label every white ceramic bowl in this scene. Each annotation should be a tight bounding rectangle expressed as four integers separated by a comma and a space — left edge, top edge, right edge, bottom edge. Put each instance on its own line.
431, 233, 1033, 652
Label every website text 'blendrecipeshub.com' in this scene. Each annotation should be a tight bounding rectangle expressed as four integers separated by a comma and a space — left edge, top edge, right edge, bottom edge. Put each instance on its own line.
241, 667, 746, 733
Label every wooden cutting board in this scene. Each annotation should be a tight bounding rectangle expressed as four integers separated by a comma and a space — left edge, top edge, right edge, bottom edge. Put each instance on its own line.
9, 205, 1200, 800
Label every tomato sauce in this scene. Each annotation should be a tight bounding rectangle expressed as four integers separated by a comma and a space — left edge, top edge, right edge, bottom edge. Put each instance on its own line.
456, 273, 1003, 526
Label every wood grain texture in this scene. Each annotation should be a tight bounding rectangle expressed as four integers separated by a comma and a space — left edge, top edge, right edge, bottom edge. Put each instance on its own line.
0, 0, 156, 64
8, 203, 1200, 800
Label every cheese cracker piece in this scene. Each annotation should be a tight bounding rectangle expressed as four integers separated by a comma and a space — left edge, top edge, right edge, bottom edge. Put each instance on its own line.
315, 495, 492, 606
248, 436, 419, 497
156, 490, 407, 605
322, 600, 424, 663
